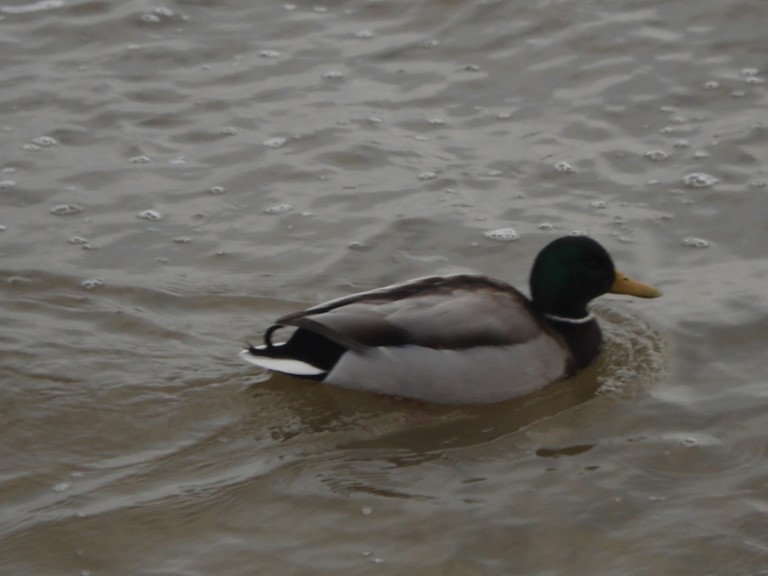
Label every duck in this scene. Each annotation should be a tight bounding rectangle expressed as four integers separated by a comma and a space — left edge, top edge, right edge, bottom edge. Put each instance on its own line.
239, 236, 661, 404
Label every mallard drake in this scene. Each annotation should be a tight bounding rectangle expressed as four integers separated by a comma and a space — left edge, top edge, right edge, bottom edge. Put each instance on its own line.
240, 236, 661, 404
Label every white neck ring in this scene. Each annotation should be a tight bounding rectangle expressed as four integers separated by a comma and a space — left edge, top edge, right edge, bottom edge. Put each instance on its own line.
543, 312, 596, 325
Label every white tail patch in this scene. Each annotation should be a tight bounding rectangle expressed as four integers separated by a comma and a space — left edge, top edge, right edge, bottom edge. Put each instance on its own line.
238, 349, 326, 376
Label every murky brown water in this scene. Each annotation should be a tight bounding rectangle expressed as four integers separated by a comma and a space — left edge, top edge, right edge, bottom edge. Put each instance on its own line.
2, 1, 768, 574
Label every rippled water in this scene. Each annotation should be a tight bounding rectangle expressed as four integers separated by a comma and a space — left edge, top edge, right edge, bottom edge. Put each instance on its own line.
2, 1, 768, 574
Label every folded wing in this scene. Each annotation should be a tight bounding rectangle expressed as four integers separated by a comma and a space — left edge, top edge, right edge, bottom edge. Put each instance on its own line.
276, 274, 546, 350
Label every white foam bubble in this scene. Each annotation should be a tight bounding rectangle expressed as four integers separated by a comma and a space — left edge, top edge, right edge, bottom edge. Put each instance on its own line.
80, 278, 104, 290
683, 172, 718, 188
681, 237, 710, 249
263, 203, 293, 215
137, 209, 162, 221
263, 137, 287, 148
32, 135, 58, 147
644, 149, 668, 161
51, 204, 82, 216
483, 228, 519, 242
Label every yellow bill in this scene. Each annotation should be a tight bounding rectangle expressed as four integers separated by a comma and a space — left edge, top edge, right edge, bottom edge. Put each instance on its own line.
610, 270, 662, 298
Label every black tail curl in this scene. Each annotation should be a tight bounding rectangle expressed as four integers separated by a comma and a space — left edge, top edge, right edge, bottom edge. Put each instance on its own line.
245, 325, 347, 378
265, 325, 283, 349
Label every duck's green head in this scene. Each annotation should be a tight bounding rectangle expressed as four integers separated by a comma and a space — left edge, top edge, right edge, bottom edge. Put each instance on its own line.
529, 236, 661, 319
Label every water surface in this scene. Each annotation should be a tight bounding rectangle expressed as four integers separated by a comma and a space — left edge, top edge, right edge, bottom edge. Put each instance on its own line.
2, 1, 768, 574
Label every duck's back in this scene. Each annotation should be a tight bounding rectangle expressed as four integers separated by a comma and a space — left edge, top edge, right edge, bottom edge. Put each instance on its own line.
277, 275, 573, 404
